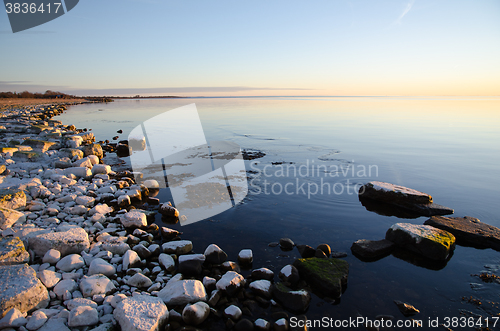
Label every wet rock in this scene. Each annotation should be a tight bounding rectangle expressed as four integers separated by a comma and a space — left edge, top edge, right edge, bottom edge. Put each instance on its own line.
179, 254, 205, 276
158, 279, 207, 306
204, 244, 227, 265
182, 301, 210, 325
216, 271, 245, 296
55, 254, 85, 272
159, 203, 179, 217
315, 249, 328, 258
162, 240, 193, 255
274, 317, 289, 331
279, 238, 294, 251
249, 280, 272, 299
386, 223, 455, 260
0, 188, 26, 210
296, 245, 315, 258
29, 226, 89, 257
224, 305, 242, 321
293, 257, 349, 299
79, 274, 115, 297
238, 249, 253, 265
316, 244, 331, 257
424, 216, 500, 250
114, 295, 168, 331
272, 283, 311, 314
251, 268, 274, 281
331, 251, 348, 258
0, 237, 30, 266
279, 265, 300, 287
202, 276, 216, 293
67, 305, 99, 327
359, 181, 453, 217
0, 207, 25, 230
351, 239, 394, 260
0, 264, 49, 315
394, 300, 420, 316
255, 318, 270, 331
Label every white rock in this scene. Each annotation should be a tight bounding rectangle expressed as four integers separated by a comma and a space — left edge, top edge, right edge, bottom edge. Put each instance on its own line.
90, 213, 106, 223
64, 167, 92, 179
66, 298, 98, 310
53, 279, 77, 298
113, 295, 168, 331
121, 210, 147, 228
223, 304, 242, 321
249, 279, 272, 298
56, 254, 85, 272
157, 279, 207, 306
75, 195, 95, 207
89, 204, 113, 216
122, 250, 140, 270
91, 164, 111, 175
158, 253, 175, 272
88, 258, 116, 277
126, 273, 153, 288
79, 274, 116, 297
238, 249, 253, 264
255, 318, 270, 330
25, 310, 47, 330
182, 301, 210, 326
37, 270, 62, 288
162, 240, 192, 255
67, 305, 99, 327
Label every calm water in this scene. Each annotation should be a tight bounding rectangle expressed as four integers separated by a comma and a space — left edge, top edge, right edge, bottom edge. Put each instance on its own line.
58, 97, 500, 329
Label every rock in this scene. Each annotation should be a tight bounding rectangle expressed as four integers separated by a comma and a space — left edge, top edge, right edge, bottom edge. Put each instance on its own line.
359, 181, 453, 217
424, 216, 500, 250
316, 244, 331, 257
0, 207, 25, 230
64, 167, 92, 180
0, 307, 27, 328
162, 240, 192, 255
29, 227, 89, 257
82, 143, 104, 159
182, 301, 210, 325
160, 227, 181, 240
204, 244, 227, 265
0, 188, 26, 210
274, 318, 289, 331
224, 304, 242, 321
0, 264, 49, 315
279, 238, 294, 250
293, 257, 349, 299
79, 274, 115, 297
22, 138, 56, 152
53, 279, 77, 297
56, 254, 85, 272
68, 305, 99, 327
127, 273, 153, 288
278, 265, 300, 288
88, 258, 116, 277
272, 283, 311, 314
385, 223, 455, 260
251, 268, 274, 281
296, 245, 315, 258
179, 254, 205, 276
0, 237, 30, 266
351, 239, 394, 259
89, 204, 113, 215
238, 249, 253, 265
25, 310, 47, 330
234, 318, 255, 331
254, 318, 270, 331
159, 203, 179, 217
122, 250, 140, 270
37, 270, 62, 288
394, 300, 420, 316
121, 210, 147, 228
66, 298, 98, 310
157, 279, 207, 306
75, 195, 95, 207
249, 280, 272, 299
37, 317, 70, 331
133, 244, 151, 259
118, 195, 130, 207
92, 164, 111, 175
216, 271, 245, 296
158, 253, 175, 272
101, 238, 129, 255
42, 249, 61, 264
114, 295, 168, 331
202, 276, 216, 293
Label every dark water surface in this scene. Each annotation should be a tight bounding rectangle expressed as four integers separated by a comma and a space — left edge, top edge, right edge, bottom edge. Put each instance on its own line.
58, 97, 500, 329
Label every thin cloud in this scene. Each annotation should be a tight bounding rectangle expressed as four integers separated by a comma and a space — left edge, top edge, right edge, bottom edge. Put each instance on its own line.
394, 0, 415, 25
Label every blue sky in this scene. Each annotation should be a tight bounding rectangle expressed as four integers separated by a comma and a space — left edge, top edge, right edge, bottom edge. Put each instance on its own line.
1, 0, 499, 96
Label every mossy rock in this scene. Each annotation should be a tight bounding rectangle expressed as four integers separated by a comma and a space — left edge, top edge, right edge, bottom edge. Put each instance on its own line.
0, 237, 30, 265
293, 257, 349, 299
0, 188, 27, 210
272, 282, 311, 313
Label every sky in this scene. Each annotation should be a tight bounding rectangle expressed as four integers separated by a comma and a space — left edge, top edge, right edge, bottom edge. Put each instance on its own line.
1, 0, 499, 97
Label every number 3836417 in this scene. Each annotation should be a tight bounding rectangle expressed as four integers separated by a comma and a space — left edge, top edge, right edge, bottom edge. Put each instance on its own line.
5, 2, 62, 14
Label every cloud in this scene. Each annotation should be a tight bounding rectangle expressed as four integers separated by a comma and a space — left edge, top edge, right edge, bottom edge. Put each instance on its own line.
394, 0, 415, 25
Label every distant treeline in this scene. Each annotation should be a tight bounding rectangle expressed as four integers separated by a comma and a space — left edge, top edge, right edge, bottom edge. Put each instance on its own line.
0, 90, 78, 99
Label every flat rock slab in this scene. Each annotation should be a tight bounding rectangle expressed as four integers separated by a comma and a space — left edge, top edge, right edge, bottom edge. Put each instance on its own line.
359, 181, 453, 217
0, 264, 49, 317
424, 216, 500, 251
351, 239, 394, 260
293, 257, 349, 299
114, 295, 169, 331
0, 237, 30, 266
386, 223, 455, 260
0, 188, 26, 210
28, 226, 90, 257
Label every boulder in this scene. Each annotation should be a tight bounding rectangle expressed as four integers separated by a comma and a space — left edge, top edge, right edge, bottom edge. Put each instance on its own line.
22, 139, 57, 152
0, 188, 26, 210
0, 237, 30, 266
424, 216, 500, 250
162, 240, 192, 255
249, 279, 272, 299
82, 144, 103, 159
79, 274, 115, 297
351, 239, 395, 260
216, 271, 245, 296
204, 244, 227, 265
0, 264, 49, 316
293, 257, 349, 299
279, 238, 295, 250
114, 295, 168, 331
160, 227, 181, 240
386, 223, 455, 260
29, 226, 89, 257
157, 279, 206, 306
182, 301, 210, 325
66, 298, 98, 310
0, 207, 25, 230
272, 282, 311, 313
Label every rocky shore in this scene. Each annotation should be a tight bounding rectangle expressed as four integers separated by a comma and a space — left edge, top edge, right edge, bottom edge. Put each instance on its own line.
0, 104, 351, 331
